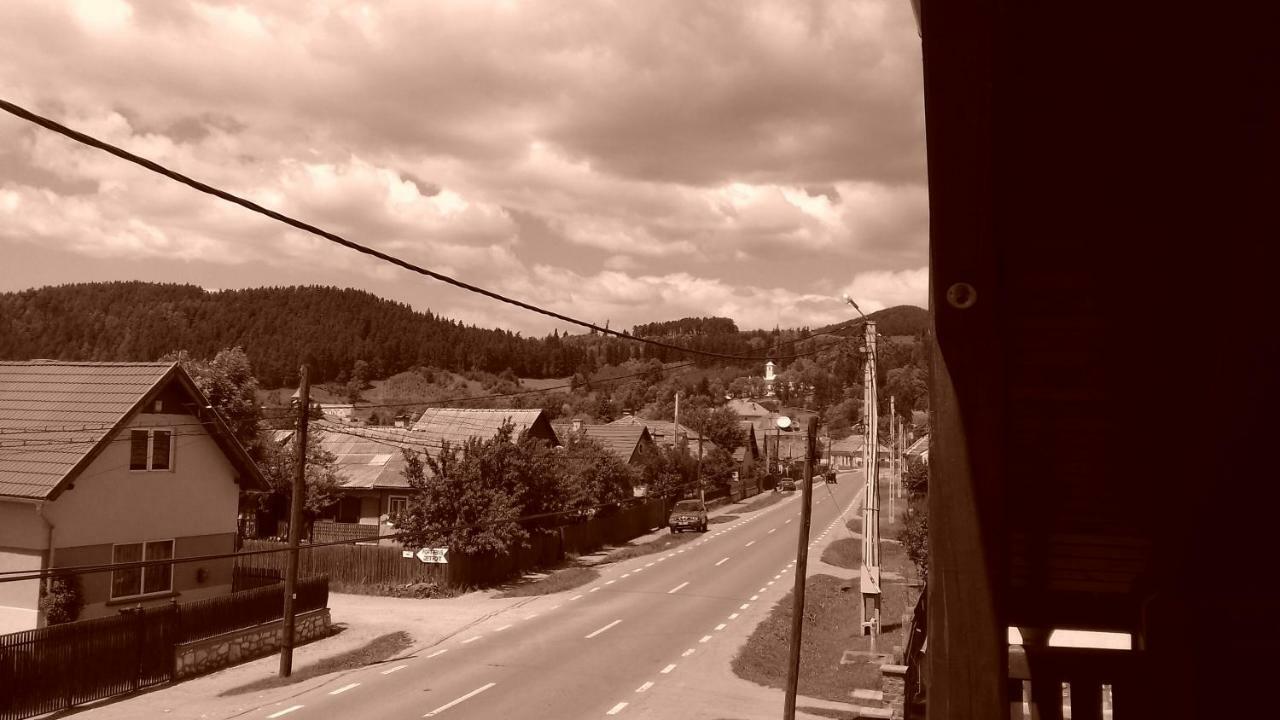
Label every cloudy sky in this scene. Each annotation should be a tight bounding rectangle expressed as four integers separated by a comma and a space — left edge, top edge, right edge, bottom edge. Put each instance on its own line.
0, 0, 926, 336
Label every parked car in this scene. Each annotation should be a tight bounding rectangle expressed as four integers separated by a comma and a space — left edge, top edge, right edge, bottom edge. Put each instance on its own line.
779, 479, 797, 493
668, 499, 708, 533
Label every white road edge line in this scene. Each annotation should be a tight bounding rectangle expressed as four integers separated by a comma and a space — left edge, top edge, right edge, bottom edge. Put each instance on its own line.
268, 706, 303, 718
428, 649, 449, 658
495, 624, 512, 631
607, 702, 628, 715
461, 636, 481, 644
330, 683, 360, 695
382, 664, 408, 674
571, 594, 584, 600
668, 581, 689, 594
586, 619, 623, 639
424, 682, 496, 717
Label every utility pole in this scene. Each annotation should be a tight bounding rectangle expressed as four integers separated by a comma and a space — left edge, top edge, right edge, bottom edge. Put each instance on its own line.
860, 321, 882, 646
697, 433, 705, 505
280, 364, 310, 677
783, 418, 819, 720
674, 391, 680, 428
889, 395, 896, 525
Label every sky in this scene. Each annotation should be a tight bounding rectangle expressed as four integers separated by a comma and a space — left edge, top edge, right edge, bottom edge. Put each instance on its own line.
0, 0, 927, 337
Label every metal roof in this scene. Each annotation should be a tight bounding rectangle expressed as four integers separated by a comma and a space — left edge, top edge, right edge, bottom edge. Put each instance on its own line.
410, 407, 554, 446
606, 416, 718, 454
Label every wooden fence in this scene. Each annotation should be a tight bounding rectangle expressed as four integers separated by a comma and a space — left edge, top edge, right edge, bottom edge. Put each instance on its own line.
0, 577, 328, 720
235, 499, 673, 589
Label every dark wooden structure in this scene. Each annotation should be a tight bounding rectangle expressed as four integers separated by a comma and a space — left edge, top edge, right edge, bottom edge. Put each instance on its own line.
921, 2, 1273, 719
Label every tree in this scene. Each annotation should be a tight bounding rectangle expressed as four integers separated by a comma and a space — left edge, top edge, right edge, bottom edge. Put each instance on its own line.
683, 405, 745, 453
163, 347, 263, 457
395, 422, 560, 555
638, 444, 691, 499
897, 457, 929, 583
259, 433, 345, 529
39, 576, 83, 625
558, 435, 639, 513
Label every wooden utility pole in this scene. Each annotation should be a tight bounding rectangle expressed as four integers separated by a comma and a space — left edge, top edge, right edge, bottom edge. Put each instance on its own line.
860, 321, 882, 643
783, 418, 819, 720
280, 364, 310, 677
889, 396, 896, 525
697, 433, 705, 505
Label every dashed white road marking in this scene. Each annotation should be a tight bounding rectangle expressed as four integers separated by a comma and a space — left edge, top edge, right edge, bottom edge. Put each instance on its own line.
607, 702, 628, 715
268, 706, 303, 718
745, 541, 756, 547
668, 581, 689, 594
495, 624, 512, 632
661, 663, 677, 674
590, 587, 601, 593
758, 587, 767, 592
428, 649, 449, 658
682, 648, 696, 657
586, 619, 623, 639
740, 603, 751, 610
636, 681, 654, 693
571, 594, 585, 601
461, 636, 481, 645
645, 562, 655, 567
605, 580, 616, 585
524, 614, 539, 620
715, 623, 727, 630
768, 581, 775, 586
699, 635, 712, 643
330, 683, 360, 695
715, 557, 729, 566
729, 613, 740, 619
621, 573, 631, 578
424, 682, 496, 717
382, 664, 408, 674
750, 595, 759, 601
550, 604, 562, 610
768, 528, 777, 534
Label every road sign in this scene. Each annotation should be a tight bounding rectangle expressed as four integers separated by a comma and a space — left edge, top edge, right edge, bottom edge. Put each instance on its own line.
416, 547, 449, 564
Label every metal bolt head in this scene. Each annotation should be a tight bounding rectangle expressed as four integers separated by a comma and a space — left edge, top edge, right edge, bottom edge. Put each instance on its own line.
946, 282, 977, 309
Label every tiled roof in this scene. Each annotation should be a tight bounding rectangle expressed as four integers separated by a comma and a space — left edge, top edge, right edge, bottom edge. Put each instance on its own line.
827, 435, 890, 454
411, 407, 553, 446
607, 416, 719, 454
725, 399, 773, 418
0, 361, 176, 499
558, 424, 651, 465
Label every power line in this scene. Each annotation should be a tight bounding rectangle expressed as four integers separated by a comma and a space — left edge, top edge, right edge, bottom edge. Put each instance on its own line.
0, 97, 862, 363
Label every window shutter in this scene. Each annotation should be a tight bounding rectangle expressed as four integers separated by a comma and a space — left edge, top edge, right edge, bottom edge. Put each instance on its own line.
151, 430, 172, 470
129, 431, 149, 470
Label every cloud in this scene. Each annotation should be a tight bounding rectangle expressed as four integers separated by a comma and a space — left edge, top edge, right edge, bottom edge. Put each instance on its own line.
840, 267, 929, 312
0, 0, 928, 337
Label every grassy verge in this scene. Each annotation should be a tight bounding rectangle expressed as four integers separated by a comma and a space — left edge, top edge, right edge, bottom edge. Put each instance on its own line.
330, 581, 465, 599
600, 530, 701, 563
494, 566, 599, 598
734, 482, 920, 698
220, 630, 412, 695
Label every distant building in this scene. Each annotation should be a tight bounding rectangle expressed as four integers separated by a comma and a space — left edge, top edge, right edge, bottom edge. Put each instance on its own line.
764, 360, 777, 397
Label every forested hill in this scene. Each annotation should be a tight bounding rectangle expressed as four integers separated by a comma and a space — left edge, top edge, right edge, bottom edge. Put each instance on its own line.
0, 282, 600, 387
0, 282, 928, 387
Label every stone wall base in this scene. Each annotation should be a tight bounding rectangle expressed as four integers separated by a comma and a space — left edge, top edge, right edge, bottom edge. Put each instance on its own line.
174, 608, 331, 679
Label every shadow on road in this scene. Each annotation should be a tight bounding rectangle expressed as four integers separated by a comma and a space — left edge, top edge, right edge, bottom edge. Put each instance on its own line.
218, 628, 413, 696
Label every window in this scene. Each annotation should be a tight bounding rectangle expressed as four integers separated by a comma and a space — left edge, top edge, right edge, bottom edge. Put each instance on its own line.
129, 429, 173, 471
111, 540, 174, 599
388, 496, 408, 525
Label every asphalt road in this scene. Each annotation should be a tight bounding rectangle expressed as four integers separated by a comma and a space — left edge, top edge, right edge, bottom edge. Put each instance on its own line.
256, 477, 863, 720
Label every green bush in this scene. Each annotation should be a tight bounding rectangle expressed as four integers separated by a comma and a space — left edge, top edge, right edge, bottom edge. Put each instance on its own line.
39, 576, 83, 625
898, 497, 929, 584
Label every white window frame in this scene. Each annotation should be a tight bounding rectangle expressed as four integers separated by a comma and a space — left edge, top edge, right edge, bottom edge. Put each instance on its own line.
110, 539, 175, 600
129, 428, 175, 472
387, 495, 408, 526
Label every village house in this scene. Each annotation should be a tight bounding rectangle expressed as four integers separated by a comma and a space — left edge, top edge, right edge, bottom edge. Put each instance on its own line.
304, 408, 560, 544
606, 415, 718, 456
552, 419, 658, 497
0, 361, 267, 632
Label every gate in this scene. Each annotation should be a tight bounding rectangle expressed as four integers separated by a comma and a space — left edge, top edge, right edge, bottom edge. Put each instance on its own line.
0, 604, 176, 720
